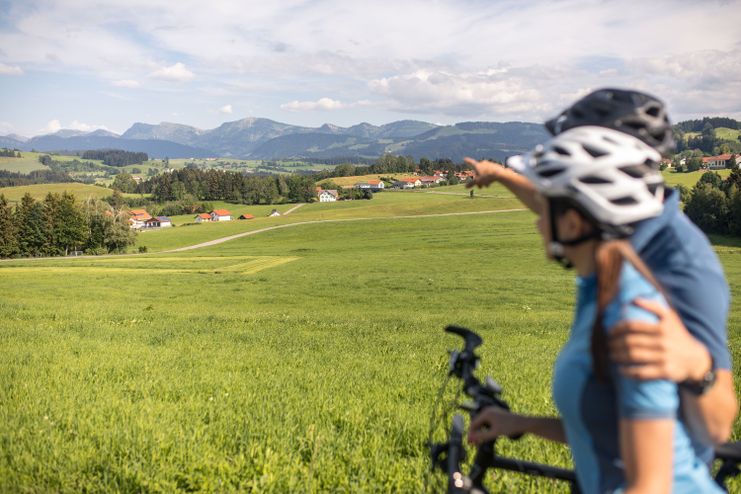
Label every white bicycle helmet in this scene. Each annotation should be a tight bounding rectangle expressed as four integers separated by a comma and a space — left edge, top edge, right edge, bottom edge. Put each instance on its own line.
508, 126, 665, 232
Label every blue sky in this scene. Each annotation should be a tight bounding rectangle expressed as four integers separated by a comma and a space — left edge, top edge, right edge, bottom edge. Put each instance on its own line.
1, 0, 740, 136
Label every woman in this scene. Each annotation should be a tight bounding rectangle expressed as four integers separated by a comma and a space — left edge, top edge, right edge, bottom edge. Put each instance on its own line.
468, 126, 722, 493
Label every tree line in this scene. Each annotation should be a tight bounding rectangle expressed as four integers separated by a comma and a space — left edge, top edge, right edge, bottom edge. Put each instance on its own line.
675, 117, 740, 133
0, 148, 21, 158
684, 169, 741, 236
135, 168, 317, 204
0, 169, 77, 187
81, 149, 148, 166
0, 193, 135, 258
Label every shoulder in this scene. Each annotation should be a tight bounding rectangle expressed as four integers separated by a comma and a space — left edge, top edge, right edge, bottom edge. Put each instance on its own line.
602, 262, 666, 331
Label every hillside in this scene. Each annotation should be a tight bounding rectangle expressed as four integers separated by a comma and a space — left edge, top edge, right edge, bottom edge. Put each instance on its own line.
0, 183, 116, 203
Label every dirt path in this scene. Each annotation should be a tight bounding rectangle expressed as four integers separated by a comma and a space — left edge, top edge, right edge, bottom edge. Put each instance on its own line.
164, 208, 527, 252
282, 203, 305, 215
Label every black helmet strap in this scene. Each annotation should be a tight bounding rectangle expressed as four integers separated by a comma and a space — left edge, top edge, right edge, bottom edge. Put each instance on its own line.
547, 198, 602, 269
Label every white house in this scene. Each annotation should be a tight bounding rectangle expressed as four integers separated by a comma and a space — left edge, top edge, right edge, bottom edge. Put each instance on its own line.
156, 216, 172, 228
702, 154, 738, 170
210, 209, 231, 221
318, 189, 339, 202
393, 178, 421, 189
195, 213, 211, 223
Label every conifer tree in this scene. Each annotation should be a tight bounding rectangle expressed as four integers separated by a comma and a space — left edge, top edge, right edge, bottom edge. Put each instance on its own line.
0, 195, 18, 257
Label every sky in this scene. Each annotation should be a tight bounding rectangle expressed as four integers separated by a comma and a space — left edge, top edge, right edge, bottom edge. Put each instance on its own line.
1, 0, 740, 137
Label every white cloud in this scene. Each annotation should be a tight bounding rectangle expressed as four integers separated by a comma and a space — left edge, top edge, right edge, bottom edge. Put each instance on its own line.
281, 97, 346, 111
0, 63, 23, 75
68, 120, 109, 132
219, 104, 233, 114
41, 119, 62, 134
369, 70, 544, 117
111, 79, 140, 88
149, 62, 194, 82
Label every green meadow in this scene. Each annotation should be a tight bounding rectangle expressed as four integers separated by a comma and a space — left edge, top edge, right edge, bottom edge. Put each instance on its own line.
0, 183, 115, 203
1, 185, 740, 493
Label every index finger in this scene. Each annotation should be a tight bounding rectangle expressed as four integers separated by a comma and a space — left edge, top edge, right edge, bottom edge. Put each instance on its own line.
463, 157, 478, 168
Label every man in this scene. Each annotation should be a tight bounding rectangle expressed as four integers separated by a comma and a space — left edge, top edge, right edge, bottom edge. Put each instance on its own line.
466, 89, 737, 455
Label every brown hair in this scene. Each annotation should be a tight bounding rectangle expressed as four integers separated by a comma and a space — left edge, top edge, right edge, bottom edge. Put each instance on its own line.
592, 240, 667, 380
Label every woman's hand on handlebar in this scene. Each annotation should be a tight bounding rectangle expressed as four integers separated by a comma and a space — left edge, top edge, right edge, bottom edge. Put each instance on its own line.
468, 407, 525, 444
468, 408, 568, 445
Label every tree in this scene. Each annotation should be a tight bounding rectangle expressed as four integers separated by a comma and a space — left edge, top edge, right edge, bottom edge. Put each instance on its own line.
686, 156, 702, 173
15, 194, 47, 256
727, 154, 737, 170
0, 194, 18, 257
57, 192, 87, 255
112, 173, 137, 193
697, 171, 723, 189
684, 184, 729, 234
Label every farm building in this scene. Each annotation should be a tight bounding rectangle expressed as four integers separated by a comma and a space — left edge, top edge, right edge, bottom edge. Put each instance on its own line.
210, 209, 231, 221
195, 213, 212, 223
355, 180, 385, 191
128, 209, 152, 229
238, 214, 255, 220
393, 178, 421, 189
318, 189, 339, 202
268, 209, 281, 217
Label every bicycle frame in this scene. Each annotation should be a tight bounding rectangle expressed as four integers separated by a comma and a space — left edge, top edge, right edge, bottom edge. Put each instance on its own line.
428, 325, 740, 493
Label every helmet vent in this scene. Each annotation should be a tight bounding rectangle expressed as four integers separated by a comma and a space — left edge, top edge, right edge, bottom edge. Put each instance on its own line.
611, 196, 638, 206
645, 105, 661, 117
582, 144, 607, 158
538, 167, 565, 178
620, 165, 645, 178
553, 145, 571, 156
579, 175, 611, 184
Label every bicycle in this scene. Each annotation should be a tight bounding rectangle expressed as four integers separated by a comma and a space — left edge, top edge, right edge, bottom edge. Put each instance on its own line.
427, 325, 741, 493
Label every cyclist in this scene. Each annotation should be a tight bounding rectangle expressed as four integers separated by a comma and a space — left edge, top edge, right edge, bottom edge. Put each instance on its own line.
468, 127, 722, 493
465, 89, 737, 455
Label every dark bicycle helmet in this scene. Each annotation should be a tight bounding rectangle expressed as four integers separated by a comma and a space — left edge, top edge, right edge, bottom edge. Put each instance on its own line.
544, 88, 676, 156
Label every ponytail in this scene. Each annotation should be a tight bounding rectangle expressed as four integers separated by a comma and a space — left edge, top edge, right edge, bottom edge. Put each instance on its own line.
592, 240, 667, 380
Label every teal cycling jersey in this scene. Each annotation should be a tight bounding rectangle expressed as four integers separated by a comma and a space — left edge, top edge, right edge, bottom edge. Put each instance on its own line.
552, 262, 721, 493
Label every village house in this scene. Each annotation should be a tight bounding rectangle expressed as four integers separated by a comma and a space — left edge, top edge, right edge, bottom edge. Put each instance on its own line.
455, 170, 476, 181
393, 178, 422, 189
238, 213, 255, 220
128, 209, 151, 229
419, 175, 445, 187
355, 180, 385, 191
195, 213, 212, 223
210, 209, 231, 221
268, 209, 281, 217
318, 189, 339, 202
702, 154, 739, 170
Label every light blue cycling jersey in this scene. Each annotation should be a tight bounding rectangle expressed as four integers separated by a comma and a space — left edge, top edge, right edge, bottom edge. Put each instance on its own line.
552, 262, 722, 493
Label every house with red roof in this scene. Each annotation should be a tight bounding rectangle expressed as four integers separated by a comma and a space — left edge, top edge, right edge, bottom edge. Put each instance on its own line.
238, 213, 254, 220
128, 209, 152, 229
195, 213, 212, 223
393, 177, 422, 189
210, 209, 231, 221
702, 153, 738, 170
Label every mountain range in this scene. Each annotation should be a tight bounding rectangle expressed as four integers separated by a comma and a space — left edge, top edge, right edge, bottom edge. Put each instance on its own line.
0, 118, 550, 162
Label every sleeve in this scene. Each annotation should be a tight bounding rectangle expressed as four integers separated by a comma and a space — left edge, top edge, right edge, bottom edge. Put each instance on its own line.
603, 266, 679, 420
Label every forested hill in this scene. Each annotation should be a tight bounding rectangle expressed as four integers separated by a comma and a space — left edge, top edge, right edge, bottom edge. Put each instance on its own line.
673, 117, 741, 154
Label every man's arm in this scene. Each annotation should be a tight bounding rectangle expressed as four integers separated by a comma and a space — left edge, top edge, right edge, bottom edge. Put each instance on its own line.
464, 158, 542, 214
608, 298, 738, 444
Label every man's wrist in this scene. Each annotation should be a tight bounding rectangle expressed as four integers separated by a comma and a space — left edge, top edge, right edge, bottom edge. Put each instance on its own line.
681, 347, 717, 395
686, 344, 713, 382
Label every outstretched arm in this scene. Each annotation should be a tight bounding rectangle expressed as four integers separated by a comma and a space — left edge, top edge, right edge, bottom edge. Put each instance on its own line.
467, 406, 566, 445
608, 299, 738, 444
463, 158, 542, 214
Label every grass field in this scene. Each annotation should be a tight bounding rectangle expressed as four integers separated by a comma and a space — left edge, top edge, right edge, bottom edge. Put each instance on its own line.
662, 168, 732, 188
0, 183, 116, 203
0, 184, 740, 492
318, 174, 409, 187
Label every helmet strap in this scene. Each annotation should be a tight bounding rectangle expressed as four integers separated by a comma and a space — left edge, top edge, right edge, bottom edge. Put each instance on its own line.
547, 199, 602, 269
